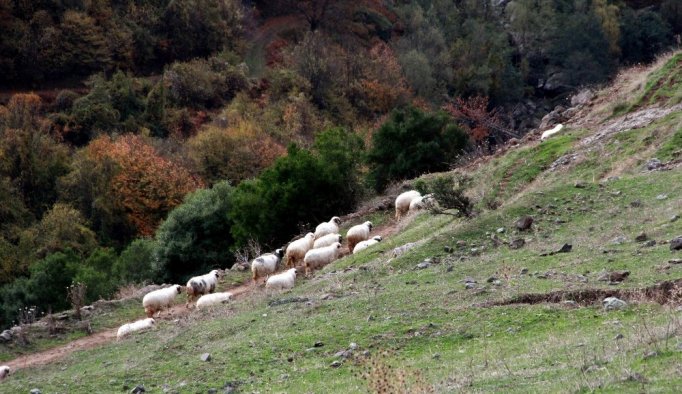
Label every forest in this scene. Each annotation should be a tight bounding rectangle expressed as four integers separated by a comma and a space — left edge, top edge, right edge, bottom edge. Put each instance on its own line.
0, 0, 679, 327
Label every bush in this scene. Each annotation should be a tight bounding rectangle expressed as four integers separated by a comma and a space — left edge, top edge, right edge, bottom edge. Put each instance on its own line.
165, 57, 249, 108
74, 248, 118, 302
113, 238, 158, 285
414, 174, 474, 218
155, 181, 235, 282
230, 131, 365, 247
0, 277, 33, 327
367, 107, 469, 192
620, 8, 674, 65
27, 251, 79, 315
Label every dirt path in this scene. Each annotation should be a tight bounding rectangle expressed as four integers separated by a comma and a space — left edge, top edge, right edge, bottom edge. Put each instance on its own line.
2, 218, 400, 371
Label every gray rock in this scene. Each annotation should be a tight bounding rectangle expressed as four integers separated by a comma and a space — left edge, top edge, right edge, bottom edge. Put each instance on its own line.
630, 200, 642, 208
349, 342, 358, 350
314, 341, 324, 347
208, 389, 218, 394
486, 276, 498, 283
510, 238, 525, 249
574, 181, 587, 188
416, 262, 431, 270
493, 280, 502, 286
131, 386, 146, 394
0, 330, 11, 342
496, 227, 505, 233
603, 297, 627, 311
610, 190, 622, 196
614, 333, 624, 340
515, 216, 534, 231
30, 390, 42, 394
465, 282, 476, 290
656, 194, 668, 200
444, 246, 454, 253
520, 268, 529, 275
670, 259, 682, 264
330, 360, 342, 368
635, 232, 648, 242
643, 240, 657, 247
671, 215, 680, 222
334, 350, 351, 358
463, 277, 477, 283
200, 353, 211, 362
646, 158, 663, 170
670, 237, 682, 251
571, 89, 595, 106
576, 274, 588, 283
611, 236, 627, 245
392, 242, 417, 257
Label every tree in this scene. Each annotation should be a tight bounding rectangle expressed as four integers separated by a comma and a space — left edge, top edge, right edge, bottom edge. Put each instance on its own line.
155, 181, 235, 282
367, 107, 469, 192
619, 8, 674, 65
86, 134, 202, 237
112, 238, 158, 284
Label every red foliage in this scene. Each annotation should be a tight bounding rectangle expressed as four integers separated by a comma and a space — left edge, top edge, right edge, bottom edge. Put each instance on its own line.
266, 38, 289, 67
86, 134, 203, 236
442, 96, 503, 143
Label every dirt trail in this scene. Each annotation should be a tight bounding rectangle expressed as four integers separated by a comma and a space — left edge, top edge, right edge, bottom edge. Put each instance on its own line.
2, 217, 401, 371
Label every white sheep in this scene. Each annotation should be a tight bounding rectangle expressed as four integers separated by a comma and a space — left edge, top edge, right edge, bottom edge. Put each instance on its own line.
409, 193, 434, 213
346, 221, 373, 252
0, 365, 9, 381
116, 318, 155, 340
540, 124, 564, 140
353, 236, 383, 254
313, 233, 343, 249
196, 292, 233, 309
304, 242, 342, 275
395, 190, 421, 219
285, 233, 315, 267
251, 249, 284, 281
314, 216, 341, 239
142, 285, 182, 317
265, 268, 297, 290
186, 269, 221, 305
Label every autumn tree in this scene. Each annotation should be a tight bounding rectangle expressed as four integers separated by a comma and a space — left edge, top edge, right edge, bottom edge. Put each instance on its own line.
86, 134, 202, 237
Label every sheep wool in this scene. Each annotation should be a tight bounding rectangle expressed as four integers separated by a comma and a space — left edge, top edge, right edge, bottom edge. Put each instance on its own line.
313, 233, 343, 249
252, 249, 284, 280
117, 318, 155, 340
285, 233, 315, 267
142, 285, 182, 317
186, 269, 221, 303
0, 365, 9, 381
314, 216, 341, 239
196, 292, 233, 309
304, 242, 342, 274
346, 221, 373, 252
395, 190, 421, 219
353, 236, 383, 254
265, 268, 297, 290
540, 124, 563, 140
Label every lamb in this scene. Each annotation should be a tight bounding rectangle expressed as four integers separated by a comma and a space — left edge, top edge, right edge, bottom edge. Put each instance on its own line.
346, 221, 373, 252
409, 194, 434, 213
353, 236, 383, 254
395, 190, 421, 219
285, 233, 315, 267
265, 268, 297, 290
313, 233, 343, 249
314, 216, 342, 239
0, 365, 9, 381
142, 285, 182, 317
116, 318, 155, 340
186, 269, 221, 304
251, 249, 284, 281
196, 292, 233, 309
304, 242, 342, 275
540, 124, 564, 140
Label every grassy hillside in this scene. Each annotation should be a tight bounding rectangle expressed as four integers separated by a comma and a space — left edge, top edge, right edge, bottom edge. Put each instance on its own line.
2, 54, 682, 393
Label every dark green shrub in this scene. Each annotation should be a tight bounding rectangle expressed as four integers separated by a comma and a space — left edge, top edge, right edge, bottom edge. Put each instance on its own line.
414, 174, 474, 218
27, 251, 79, 314
367, 107, 469, 192
620, 8, 674, 65
113, 238, 158, 285
165, 57, 249, 108
155, 181, 234, 282
74, 248, 118, 302
54, 90, 80, 112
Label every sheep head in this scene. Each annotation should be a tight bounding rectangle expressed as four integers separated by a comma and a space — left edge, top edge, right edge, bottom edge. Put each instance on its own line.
332, 216, 341, 225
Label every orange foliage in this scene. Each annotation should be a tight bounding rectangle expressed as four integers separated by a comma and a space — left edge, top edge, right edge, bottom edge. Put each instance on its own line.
442, 96, 502, 143
87, 134, 203, 236
6, 93, 43, 129
356, 42, 411, 114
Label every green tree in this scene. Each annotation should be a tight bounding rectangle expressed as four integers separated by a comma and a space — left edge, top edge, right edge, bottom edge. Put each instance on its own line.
619, 8, 674, 65
113, 238, 158, 284
155, 181, 235, 282
27, 250, 79, 314
367, 107, 469, 192
74, 248, 118, 303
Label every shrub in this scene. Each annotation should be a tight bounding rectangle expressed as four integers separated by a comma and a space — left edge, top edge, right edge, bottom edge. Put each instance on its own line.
27, 250, 79, 315
414, 174, 474, 218
113, 238, 158, 285
54, 90, 80, 112
74, 248, 118, 302
230, 131, 365, 247
367, 107, 469, 192
155, 181, 235, 282
165, 57, 249, 108
619, 8, 674, 65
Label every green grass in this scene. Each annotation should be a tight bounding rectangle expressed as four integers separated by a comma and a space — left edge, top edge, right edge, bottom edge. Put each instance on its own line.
3, 57, 682, 393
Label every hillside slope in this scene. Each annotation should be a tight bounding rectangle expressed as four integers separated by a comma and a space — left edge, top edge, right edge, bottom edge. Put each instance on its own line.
1, 53, 682, 393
